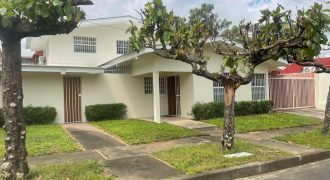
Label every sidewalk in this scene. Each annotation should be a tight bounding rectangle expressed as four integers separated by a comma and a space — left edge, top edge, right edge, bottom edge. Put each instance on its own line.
62, 123, 195, 180
27, 120, 327, 180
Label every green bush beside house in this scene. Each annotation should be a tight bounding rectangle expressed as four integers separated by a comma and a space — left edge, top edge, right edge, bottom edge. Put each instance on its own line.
85, 103, 127, 121
192, 101, 273, 120
0, 106, 57, 126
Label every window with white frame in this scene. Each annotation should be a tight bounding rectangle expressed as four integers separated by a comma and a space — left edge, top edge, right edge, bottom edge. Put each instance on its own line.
144, 77, 153, 94
252, 74, 266, 100
159, 77, 167, 95
213, 81, 224, 102
117, 40, 129, 55
74, 36, 96, 53
144, 77, 168, 95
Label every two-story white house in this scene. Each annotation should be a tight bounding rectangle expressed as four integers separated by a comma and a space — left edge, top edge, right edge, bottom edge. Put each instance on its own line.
19, 15, 283, 124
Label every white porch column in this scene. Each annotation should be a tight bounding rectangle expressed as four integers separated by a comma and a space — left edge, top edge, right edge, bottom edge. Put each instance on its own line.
153, 71, 161, 123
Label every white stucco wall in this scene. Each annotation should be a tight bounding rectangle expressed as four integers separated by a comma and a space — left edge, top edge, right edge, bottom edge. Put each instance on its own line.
192, 58, 270, 103
5, 72, 154, 124
46, 23, 131, 67
81, 74, 153, 120
315, 73, 330, 110
19, 73, 64, 123
180, 73, 194, 118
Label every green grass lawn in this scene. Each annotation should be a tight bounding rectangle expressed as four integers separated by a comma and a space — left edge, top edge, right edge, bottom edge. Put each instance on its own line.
91, 119, 202, 145
203, 113, 321, 133
275, 130, 330, 149
153, 141, 290, 175
0, 125, 81, 157
27, 160, 112, 180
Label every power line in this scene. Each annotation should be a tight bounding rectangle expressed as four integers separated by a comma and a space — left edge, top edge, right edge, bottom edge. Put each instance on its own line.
77, 19, 128, 31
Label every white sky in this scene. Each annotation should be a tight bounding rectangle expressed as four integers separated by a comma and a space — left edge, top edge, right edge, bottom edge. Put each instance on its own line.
21, 0, 330, 57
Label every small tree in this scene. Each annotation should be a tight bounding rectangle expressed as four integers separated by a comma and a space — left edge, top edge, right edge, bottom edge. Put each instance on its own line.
128, 0, 329, 150
0, 0, 92, 179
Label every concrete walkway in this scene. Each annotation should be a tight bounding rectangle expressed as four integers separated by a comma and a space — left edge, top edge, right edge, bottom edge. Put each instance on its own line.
62, 123, 190, 180
33, 118, 325, 179
279, 108, 325, 120
63, 123, 126, 150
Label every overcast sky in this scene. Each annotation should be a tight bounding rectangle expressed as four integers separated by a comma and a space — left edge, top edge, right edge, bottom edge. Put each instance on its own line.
22, 0, 330, 57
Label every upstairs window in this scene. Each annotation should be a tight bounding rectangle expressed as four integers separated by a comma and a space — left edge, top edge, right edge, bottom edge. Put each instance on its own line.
252, 74, 266, 100
117, 40, 129, 55
74, 36, 96, 53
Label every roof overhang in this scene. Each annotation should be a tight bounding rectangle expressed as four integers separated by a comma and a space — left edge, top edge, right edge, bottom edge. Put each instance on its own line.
99, 37, 288, 70
99, 48, 154, 69
0, 64, 104, 74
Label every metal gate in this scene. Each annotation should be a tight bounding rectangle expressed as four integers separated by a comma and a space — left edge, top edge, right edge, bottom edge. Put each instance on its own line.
269, 76, 315, 110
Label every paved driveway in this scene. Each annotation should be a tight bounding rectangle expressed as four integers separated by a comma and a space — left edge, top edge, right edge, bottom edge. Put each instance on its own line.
279, 108, 324, 119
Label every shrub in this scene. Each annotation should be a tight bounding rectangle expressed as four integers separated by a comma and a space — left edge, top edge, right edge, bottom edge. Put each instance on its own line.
192, 100, 273, 120
85, 103, 127, 121
0, 106, 57, 126
24, 106, 57, 125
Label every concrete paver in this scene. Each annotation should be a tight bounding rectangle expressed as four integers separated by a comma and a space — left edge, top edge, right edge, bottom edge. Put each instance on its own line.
104, 155, 179, 180
100, 137, 211, 160
63, 123, 126, 150
246, 139, 322, 155
166, 119, 217, 130
236, 125, 321, 141
63, 123, 188, 179
279, 108, 325, 120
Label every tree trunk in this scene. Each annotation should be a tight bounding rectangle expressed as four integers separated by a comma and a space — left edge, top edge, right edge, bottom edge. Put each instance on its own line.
322, 86, 330, 134
0, 39, 29, 179
221, 80, 236, 150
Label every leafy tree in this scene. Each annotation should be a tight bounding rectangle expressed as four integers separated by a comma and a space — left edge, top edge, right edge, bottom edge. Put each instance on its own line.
0, 0, 92, 179
128, 0, 329, 150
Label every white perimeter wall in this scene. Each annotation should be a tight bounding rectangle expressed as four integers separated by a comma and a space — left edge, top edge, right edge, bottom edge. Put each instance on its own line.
315, 73, 330, 110
0, 72, 66, 124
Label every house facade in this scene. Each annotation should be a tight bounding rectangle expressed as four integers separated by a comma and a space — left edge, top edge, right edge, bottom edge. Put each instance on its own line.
19, 16, 282, 124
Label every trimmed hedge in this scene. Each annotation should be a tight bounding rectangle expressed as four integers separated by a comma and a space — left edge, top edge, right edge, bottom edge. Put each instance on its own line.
24, 106, 57, 125
0, 106, 57, 126
192, 100, 273, 120
85, 103, 127, 121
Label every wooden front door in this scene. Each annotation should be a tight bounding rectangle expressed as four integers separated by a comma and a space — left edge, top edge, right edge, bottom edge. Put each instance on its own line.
64, 76, 82, 123
167, 77, 176, 115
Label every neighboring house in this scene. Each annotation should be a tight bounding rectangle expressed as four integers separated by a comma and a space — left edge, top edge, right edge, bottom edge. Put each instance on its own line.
18, 16, 283, 124
270, 57, 330, 110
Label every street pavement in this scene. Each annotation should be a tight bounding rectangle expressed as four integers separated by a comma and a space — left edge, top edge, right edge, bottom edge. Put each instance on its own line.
240, 158, 330, 180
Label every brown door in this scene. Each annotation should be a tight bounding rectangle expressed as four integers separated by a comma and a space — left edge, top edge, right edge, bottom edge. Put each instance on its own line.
64, 76, 82, 123
167, 77, 176, 115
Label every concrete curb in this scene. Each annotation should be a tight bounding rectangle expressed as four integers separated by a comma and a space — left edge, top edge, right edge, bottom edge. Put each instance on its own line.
168, 150, 330, 180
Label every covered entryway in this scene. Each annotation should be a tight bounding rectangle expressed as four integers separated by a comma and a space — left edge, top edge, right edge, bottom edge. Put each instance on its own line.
269, 74, 315, 110
159, 76, 181, 117
64, 76, 82, 123
167, 76, 181, 116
